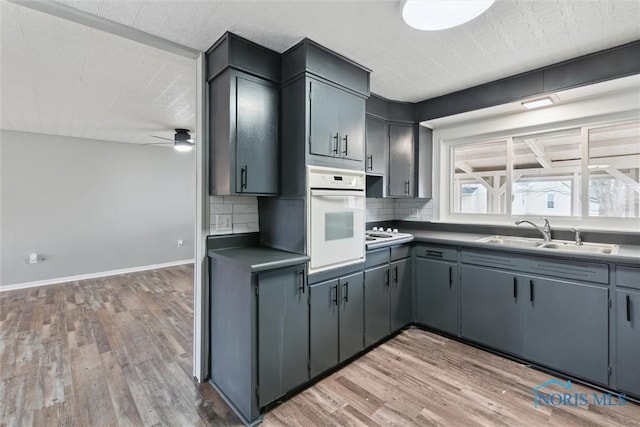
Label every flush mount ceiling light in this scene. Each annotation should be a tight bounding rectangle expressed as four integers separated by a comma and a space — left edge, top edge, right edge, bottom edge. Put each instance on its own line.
173, 129, 194, 152
401, 0, 495, 31
521, 97, 555, 109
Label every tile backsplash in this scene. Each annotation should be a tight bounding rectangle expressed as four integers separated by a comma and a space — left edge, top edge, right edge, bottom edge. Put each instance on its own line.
210, 196, 432, 235
366, 198, 434, 223
210, 196, 259, 235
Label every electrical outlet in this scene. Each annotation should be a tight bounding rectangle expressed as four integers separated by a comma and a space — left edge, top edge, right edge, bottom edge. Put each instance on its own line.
216, 214, 232, 231
177, 239, 184, 247
29, 253, 38, 264
409, 208, 419, 218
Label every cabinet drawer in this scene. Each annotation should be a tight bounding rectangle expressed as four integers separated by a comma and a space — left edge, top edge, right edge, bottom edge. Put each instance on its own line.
527, 257, 608, 285
461, 249, 609, 284
415, 244, 457, 262
461, 249, 520, 270
617, 266, 640, 290
391, 245, 411, 261
365, 248, 390, 269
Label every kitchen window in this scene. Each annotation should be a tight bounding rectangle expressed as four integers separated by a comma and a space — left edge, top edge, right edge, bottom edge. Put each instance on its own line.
445, 119, 640, 228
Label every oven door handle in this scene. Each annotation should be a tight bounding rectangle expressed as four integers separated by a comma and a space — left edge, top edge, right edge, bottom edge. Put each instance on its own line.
310, 190, 364, 198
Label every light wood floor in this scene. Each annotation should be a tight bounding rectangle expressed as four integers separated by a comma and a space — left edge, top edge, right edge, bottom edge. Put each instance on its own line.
2, 265, 639, 427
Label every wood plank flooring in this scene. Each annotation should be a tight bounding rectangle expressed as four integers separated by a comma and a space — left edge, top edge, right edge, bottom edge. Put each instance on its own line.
2, 265, 639, 426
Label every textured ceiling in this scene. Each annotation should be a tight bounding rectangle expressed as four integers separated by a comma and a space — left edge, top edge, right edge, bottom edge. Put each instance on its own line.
0, 0, 196, 145
2, 0, 639, 146
49, 0, 640, 102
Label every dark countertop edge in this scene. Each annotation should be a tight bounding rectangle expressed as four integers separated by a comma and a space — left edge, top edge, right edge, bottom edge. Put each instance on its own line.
403, 229, 640, 266
208, 247, 310, 273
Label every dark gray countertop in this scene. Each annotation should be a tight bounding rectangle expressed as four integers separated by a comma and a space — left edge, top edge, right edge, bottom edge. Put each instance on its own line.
401, 228, 640, 266
208, 246, 310, 272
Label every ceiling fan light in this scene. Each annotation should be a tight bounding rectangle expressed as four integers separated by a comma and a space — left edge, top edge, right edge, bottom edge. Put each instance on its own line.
174, 140, 193, 152
401, 0, 495, 31
521, 97, 554, 109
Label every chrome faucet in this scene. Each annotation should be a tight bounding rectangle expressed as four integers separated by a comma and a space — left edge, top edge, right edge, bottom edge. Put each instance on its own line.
571, 227, 583, 246
515, 217, 552, 242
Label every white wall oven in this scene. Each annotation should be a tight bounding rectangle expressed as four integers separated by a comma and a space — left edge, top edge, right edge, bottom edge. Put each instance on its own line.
307, 167, 365, 274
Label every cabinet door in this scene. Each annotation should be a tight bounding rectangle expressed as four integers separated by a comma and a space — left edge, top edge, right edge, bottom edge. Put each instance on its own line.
616, 289, 640, 397
309, 79, 340, 158
365, 116, 387, 175
257, 266, 308, 406
523, 276, 608, 385
339, 272, 365, 362
309, 279, 340, 378
460, 265, 523, 356
235, 75, 278, 194
388, 124, 414, 197
416, 258, 458, 335
338, 90, 365, 162
364, 265, 390, 347
390, 258, 413, 331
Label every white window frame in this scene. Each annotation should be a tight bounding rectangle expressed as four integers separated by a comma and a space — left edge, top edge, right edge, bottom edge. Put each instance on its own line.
440, 111, 640, 232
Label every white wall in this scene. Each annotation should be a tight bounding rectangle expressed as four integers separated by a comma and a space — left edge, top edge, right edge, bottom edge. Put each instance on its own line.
0, 130, 195, 287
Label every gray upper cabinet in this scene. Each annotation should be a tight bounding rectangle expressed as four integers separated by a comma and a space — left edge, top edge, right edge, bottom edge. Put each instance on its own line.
308, 78, 365, 163
416, 258, 458, 335
390, 257, 413, 332
388, 123, 415, 197
280, 39, 370, 184
616, 288, 640, 397
460, 265, 524, 356
257, 265, 309, 407
309, 79, 340, 158
235, 75, 279, 194
522, 276, 608, 385
207, 33, 281, 196
365, 115, 387, 175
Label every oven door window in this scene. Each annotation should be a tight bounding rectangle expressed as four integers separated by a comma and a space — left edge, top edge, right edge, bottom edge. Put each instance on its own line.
325, 212, 354, 241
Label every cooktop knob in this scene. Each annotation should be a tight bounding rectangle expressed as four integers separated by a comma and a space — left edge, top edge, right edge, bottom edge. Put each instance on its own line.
393, 228, 399, 233
386, 228, 393, 233
372, 227, 378, 231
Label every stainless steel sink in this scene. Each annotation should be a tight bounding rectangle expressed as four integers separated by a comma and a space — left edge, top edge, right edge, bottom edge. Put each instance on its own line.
476, 235, 545, 248
476, 235, 619, 255
538, 241, 619, 255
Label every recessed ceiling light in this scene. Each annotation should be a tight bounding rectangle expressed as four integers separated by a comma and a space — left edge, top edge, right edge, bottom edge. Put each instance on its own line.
521, 97, 555, 109
401, 0, 495, 31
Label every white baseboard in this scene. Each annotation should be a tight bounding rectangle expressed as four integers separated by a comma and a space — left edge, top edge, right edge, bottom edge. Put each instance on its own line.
0, 259, 195, 292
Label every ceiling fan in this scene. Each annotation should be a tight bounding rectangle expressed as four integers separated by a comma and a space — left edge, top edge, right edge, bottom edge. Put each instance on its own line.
146, 128, 195, 151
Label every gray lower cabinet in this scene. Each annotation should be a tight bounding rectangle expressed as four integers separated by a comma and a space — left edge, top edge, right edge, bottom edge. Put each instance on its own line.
258, 266, 309, 406
415, 258, 458, 335
364, 264, 390, 347
522, 276, 609, 385
616, 288, 640, 397
460, 265, 524, 356
339, 272, 365, 362
310, 272, 364, 378
390, 258, 413, 332
388, 123, 414, 197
